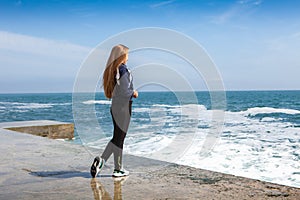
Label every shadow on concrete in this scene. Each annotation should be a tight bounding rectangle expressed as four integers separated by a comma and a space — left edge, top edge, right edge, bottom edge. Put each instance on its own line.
24, 169, 112, 179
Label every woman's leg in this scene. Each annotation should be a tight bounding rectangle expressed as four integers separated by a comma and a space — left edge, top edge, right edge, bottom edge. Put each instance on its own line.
101, 101, 130, 162
101, 141, 114, 162
110, 101, 132, 170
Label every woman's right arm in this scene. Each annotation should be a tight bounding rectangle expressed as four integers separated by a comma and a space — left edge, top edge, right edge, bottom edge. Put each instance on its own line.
133, 90, 138, 98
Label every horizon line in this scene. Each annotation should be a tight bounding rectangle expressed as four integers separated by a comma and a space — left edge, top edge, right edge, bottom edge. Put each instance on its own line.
0, 89, 300, 95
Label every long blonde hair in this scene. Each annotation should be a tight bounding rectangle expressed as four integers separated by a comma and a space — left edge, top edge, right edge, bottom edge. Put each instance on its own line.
103, 44, 129, 99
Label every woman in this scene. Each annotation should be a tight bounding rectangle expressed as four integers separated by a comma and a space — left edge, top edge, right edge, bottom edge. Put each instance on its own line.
91, 44, 138, 178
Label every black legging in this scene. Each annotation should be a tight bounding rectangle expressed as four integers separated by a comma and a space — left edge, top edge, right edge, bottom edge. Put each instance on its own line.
110, 100, 132, 149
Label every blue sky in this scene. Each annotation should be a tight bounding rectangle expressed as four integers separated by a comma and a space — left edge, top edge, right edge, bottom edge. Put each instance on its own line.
0, 0, 300, 93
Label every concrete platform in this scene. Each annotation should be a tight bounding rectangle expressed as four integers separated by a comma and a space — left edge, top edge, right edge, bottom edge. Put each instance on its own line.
0, 121, 299, 199
0, 120, 74, 139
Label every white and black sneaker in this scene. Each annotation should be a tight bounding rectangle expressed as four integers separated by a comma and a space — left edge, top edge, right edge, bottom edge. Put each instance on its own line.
112, 168, 129, 177
90, 156, 104, 178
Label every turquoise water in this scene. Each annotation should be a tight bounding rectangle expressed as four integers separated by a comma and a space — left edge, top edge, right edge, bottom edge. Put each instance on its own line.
1, 91, 299, 125
0, 91, 299, 187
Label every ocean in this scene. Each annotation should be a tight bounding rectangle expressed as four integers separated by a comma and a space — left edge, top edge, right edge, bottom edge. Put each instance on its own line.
0, 91, 299, 188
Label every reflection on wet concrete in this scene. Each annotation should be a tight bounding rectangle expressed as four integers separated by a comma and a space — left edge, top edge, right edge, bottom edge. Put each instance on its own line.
90, 178, 112, 200
90, 177, 127, 200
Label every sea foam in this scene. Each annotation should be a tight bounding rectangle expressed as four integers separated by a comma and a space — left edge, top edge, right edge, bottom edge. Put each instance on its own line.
243, 107, 300, 116
82, 100, 111, 105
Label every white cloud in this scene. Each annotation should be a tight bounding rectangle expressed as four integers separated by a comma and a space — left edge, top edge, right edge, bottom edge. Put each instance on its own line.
238, 0, 262, 5
253, 0, 263, 5
0, 31, 91, 60
0, 31, 93, 93
211, 6, 240, 24
211, 0, 263, 24
150, 0, 175, 9
15, 0, 22, 6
